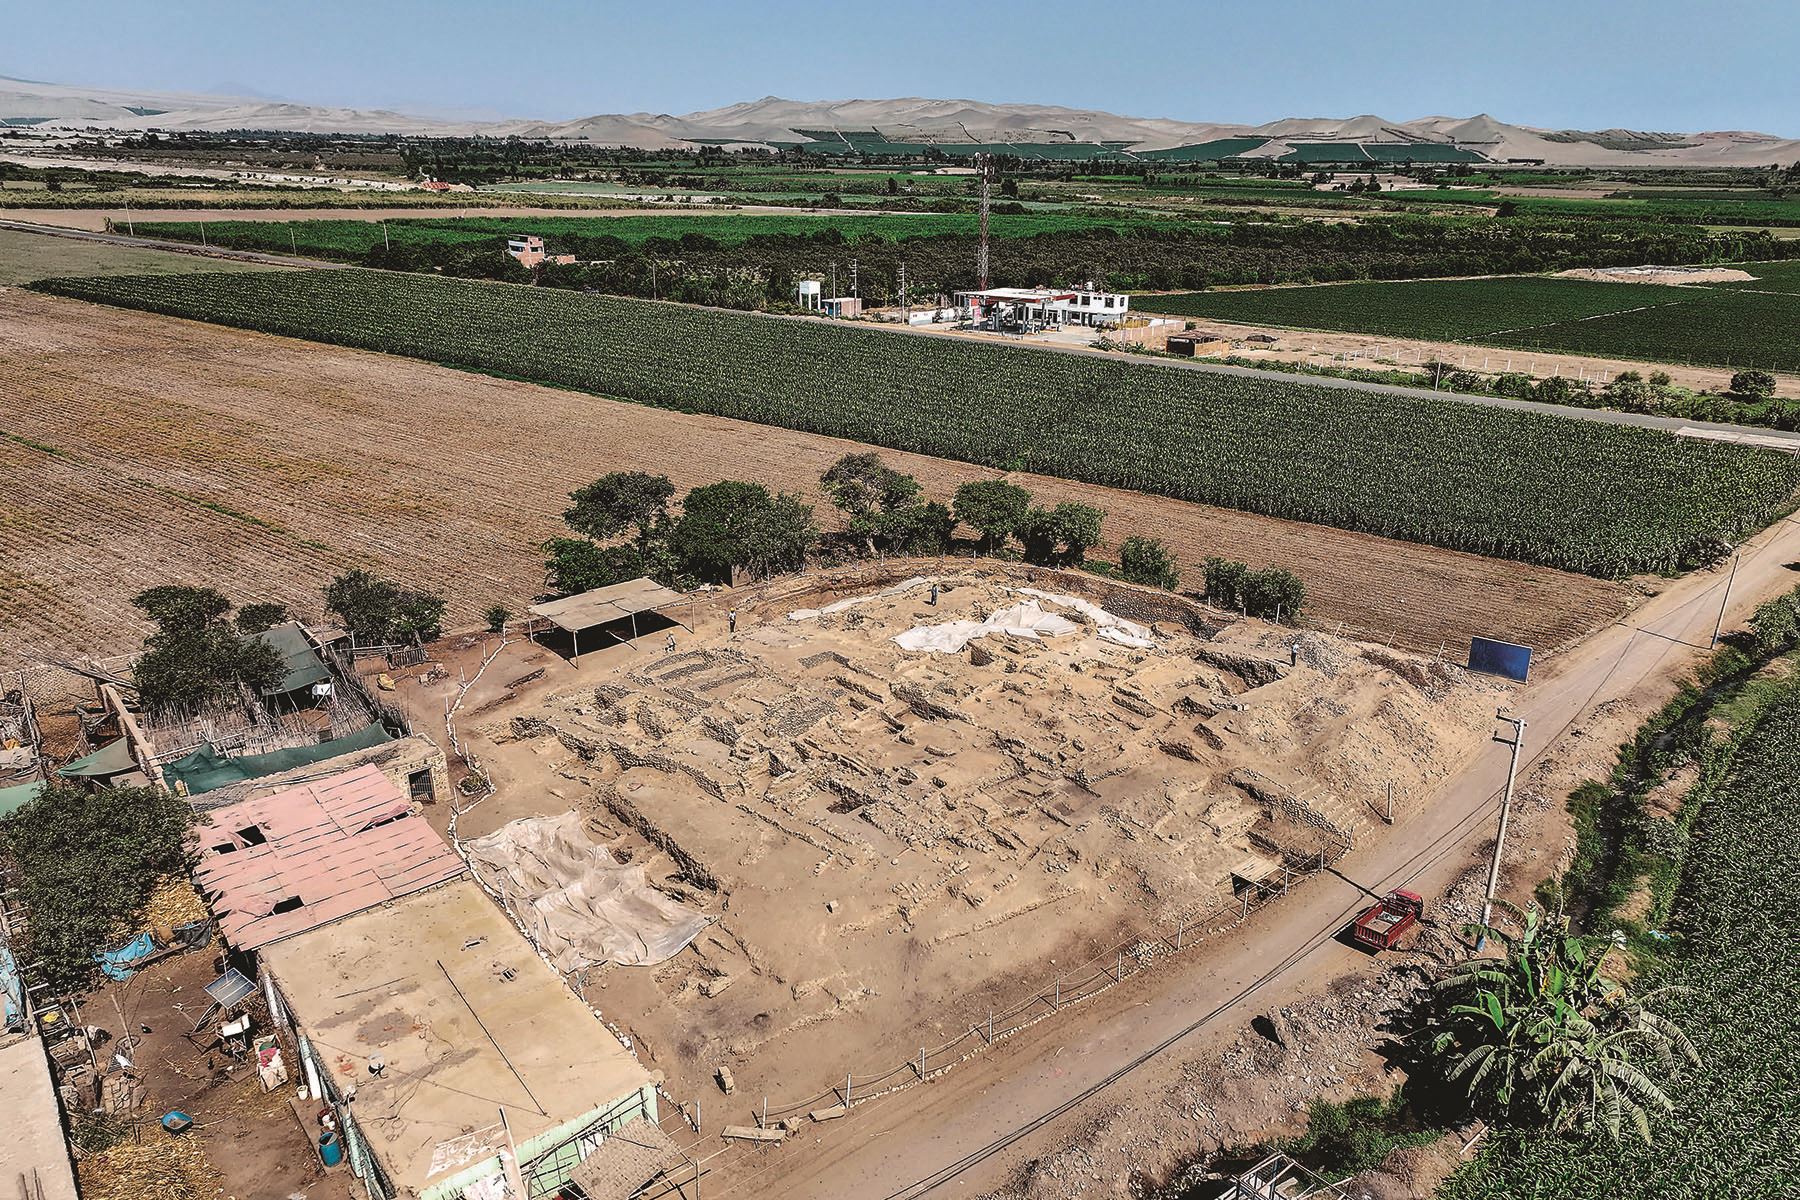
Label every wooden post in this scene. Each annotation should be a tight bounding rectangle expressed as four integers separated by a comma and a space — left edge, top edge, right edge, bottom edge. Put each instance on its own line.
1054, 977, 1060, 1009
1176, 915, 1183, 951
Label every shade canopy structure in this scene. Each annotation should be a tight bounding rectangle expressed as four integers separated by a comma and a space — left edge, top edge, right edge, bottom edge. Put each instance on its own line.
252, 622, 331, 698
56, 737, 137, 779
528, 577, 688, 660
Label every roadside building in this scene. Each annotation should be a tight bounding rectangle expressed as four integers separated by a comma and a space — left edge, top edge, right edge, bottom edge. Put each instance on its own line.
954, 285, 1131, 330
195, 765, 663, 1200
506, 235, 547, 268
1166, 330, 1234, 357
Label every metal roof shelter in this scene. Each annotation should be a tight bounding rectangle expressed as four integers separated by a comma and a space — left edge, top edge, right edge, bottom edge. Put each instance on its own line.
193, 763, 465, 951
528, 577, 688, 662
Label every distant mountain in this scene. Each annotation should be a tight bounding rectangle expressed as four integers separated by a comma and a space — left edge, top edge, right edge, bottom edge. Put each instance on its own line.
4, 77, 1796, 167
0, 75, 477, 134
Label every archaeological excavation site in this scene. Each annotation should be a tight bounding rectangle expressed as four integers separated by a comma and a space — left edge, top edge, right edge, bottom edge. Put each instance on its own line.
460, 564, 1502, 1110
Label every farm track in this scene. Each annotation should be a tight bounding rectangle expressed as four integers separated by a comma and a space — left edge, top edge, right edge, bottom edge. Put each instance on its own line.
0, 288, 1632, 668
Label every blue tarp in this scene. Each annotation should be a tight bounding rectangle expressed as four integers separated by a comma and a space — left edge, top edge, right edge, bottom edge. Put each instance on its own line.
95, 932, 157, 981
1, 938, 22, 1030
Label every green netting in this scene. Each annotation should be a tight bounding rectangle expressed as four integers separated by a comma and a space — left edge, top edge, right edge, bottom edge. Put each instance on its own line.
1362, 144, 1485, 163
1278, 142, 1373, 163
0, 780, 45, 820
57, 738, 137, 778
164, 723, 393, 796
254, 623, 331, 697
1139, 137, 1272, 162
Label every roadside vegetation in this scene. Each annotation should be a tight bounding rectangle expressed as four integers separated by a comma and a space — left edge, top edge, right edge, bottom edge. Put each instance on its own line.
131, 213, 1793, 308
38, 269, 1800, 579
1439, 673, 1800, 1198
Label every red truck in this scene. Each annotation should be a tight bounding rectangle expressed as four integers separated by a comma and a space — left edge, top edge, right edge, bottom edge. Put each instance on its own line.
1350, 890, 1425, 951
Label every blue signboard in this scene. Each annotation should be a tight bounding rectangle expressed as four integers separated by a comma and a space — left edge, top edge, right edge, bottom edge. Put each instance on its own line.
1469, 637, 1532, 683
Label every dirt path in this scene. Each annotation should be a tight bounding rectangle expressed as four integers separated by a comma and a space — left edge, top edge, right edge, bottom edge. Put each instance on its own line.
714, 509, 1800, 1200
1129, 312, 1800, 400
0, 288, 1628, 668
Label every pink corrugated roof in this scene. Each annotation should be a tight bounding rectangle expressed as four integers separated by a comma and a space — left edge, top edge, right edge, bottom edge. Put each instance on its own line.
194, 764, 466, 950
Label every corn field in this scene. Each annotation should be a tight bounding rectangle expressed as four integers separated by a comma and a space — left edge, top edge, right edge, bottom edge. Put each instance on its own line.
36, 270, 1800, 577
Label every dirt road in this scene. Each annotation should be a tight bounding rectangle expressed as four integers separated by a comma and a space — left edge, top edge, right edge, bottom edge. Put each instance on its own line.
714, 509, 1800, 1200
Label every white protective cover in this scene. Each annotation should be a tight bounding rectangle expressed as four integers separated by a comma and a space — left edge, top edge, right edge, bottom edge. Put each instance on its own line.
893, 599, 1083, 653
1016, 588, 1156, 648
464, 811, 709, 971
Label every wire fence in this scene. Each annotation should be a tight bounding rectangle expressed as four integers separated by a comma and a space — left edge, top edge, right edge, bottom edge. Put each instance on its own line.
748, 844, 1345, 1125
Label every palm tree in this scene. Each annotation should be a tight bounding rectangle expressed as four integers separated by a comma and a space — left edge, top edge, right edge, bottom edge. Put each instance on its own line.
1426, 904, 1699, 1143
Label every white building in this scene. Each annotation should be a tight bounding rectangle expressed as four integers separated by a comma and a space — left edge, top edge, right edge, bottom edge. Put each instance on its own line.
954, 286, 1131, 330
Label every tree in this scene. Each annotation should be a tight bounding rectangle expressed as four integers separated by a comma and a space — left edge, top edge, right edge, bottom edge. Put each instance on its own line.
233, 602, 290, 634
130, 585, 284, 714
820, 453, 925, 554
1018, 503, 1104, 567
324, 569, 446, 645
0, 780, 195, 991
1242, 567, 1305, 622
563, 471, 676, 547
1729, 369, 1777, 400
543, 537, 645, 595
953, 480, 1033, 554
669, 481, 817, 582
486, 604, 512, 633
1424, 905, 1698, 1144
1203, 557, 1249, 610
1118, 536, 1181, 590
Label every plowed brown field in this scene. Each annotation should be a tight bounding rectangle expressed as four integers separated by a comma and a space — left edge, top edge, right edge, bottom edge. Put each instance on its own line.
0, 288, 1633, 667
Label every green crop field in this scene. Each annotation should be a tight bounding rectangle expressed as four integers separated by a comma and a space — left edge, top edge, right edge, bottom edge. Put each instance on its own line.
1142, 274, 1800, 371
1718, 259, 1800, 295
134, 210, 1176, 261
1442, 680, 1800, 1200
1382, 188, 1800, 226
1142, 277, 1698, 343
35, 269, 1800, 578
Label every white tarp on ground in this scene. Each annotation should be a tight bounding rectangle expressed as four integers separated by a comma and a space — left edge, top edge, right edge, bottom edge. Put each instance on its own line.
1017, 588, 1156, 649
788, 576, 931, 621
464, 812, 709, 971
894, 599, 1082, 654
895, 589, 1157, 654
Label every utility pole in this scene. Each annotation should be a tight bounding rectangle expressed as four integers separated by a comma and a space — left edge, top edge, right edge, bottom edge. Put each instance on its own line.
849, 257, 858, 299
898, 261, 908, 321
976, 152, 993, 290
122, 203, 135, 237
382, 221, 390, 252
1478, 711, 1527, 949
1711, 545, 1742, 649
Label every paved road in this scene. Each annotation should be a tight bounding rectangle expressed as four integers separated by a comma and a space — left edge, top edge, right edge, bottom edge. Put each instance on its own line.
718, 510, 1800, 1200
10, 213, 1796, 449
0, 217, 352, 270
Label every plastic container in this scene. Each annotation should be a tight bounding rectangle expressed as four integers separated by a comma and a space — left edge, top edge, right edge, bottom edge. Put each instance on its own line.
318, 1130, 343, 1167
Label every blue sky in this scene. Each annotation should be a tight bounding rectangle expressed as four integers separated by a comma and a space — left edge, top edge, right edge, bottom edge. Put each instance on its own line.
4, 0, 1794, 133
